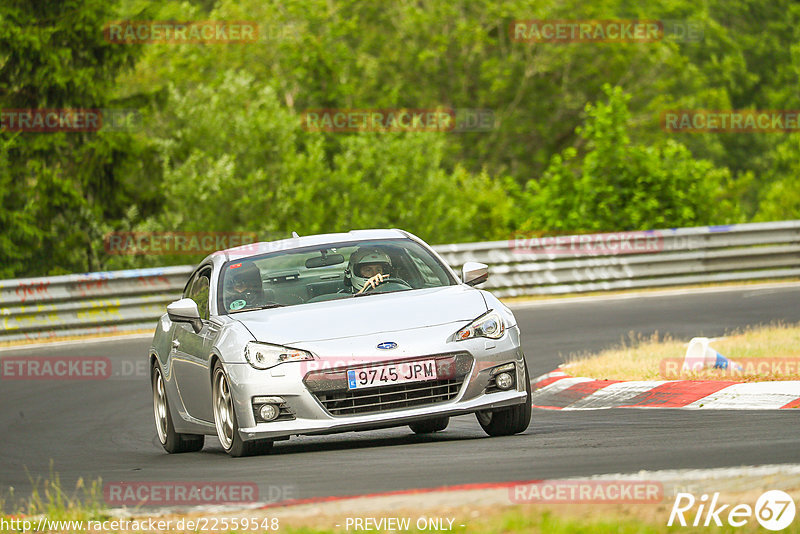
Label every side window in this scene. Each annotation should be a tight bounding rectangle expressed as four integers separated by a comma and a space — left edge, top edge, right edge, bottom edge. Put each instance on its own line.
182, 274, 194, 299
189, 269, 211, 320
409, 254, 442, 286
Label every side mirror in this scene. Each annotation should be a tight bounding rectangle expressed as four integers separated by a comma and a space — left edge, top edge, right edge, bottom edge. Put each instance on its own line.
461, 262, 488, 286
167, 298, 203, 333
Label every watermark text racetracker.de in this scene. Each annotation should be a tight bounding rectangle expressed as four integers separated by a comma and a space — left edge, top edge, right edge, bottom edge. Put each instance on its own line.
660, 357, 800, 379
103, 481, 295, 506
300, 108, 495, 133
0, 109, 141, 132
510, 480, 663, 503
103, 21, 258, 44
509, 230, 664, 255
509, 19, 703, 43
662, 109, 800, 133
103, 231, 260, 255
1, 356, 152, 381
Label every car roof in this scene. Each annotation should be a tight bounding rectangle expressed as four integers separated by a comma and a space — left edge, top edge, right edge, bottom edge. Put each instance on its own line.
208, 229, 412, 264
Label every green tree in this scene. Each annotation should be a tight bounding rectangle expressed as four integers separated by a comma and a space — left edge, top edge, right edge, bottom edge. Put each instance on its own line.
519, 85, 741, 233
0, 0, 153, 277
119, 71, 515, 270
753, 135, 800, 222
5, 0, 800, 278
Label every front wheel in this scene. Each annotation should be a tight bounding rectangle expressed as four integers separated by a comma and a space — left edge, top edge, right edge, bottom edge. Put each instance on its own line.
151, 363, 204, 453
212, 362, 273, 457
476, 360, 532, 437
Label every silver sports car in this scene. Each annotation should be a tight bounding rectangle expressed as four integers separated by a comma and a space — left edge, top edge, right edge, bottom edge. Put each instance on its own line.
149, 229, 531, 457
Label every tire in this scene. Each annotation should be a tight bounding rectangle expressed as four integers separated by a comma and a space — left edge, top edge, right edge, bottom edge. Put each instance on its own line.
151, 363, 204, 453
476, 360, 532, 437
212, 362, 273, 457
409, 416, 450, 434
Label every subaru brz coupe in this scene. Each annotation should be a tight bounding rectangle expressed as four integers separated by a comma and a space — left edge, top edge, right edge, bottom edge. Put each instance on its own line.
149, 229, 531, 457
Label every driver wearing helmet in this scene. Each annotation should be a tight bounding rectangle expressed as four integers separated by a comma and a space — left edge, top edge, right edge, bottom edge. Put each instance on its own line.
224, 263, 264, 310
346, 248, 394, 295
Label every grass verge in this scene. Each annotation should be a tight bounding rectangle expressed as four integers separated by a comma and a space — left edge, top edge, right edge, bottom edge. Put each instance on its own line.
563, 322, 800, 381
3, 476, 798, 533
0, 502, 788, 533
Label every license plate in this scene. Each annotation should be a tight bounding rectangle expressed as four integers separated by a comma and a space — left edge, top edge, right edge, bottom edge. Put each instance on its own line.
347, 360, 438, 390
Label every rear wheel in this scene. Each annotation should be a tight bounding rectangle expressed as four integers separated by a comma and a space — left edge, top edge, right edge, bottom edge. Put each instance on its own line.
151, 363, 204, 453
476, 360, 532, 437
409, 416, 450, 434
212, 362, 273, 457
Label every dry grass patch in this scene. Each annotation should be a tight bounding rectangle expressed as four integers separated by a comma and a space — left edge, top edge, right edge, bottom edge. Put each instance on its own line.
563, 322, 800, 382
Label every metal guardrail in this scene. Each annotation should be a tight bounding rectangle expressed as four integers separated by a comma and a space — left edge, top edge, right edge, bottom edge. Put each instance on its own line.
0, 266, 193, 342
1, 221, 799, 342
436, 221, 800, 297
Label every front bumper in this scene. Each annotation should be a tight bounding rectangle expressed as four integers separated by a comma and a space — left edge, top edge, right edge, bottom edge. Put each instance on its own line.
223, 326, 527, 441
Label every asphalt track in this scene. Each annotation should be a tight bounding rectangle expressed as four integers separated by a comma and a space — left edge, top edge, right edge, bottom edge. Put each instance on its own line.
2, 284, 799, 506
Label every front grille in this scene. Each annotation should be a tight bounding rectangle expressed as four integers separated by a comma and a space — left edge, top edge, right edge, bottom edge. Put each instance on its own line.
317, 378, 464, 416
303, 352, 473, 417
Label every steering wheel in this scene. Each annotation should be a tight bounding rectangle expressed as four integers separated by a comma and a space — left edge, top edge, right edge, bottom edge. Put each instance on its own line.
359, 277, 412, 294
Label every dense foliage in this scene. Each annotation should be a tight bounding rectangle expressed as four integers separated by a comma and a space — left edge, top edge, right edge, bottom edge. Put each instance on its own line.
2, 0, 799, 276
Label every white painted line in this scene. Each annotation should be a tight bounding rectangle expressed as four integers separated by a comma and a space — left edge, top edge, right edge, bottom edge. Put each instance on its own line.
587, 463, 800, 481
507, 281, 800, 309
0, 332, 153, 353
685, 381, 800, 409
530, 377, 595, 401
531, 370, 568, 384
566, 380, 669, 410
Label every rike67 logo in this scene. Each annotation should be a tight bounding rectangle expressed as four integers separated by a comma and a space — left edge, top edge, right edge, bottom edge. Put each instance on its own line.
668, 490, 796, 530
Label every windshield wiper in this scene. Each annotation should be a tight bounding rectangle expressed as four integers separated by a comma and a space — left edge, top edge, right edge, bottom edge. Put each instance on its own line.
353, 288, 409, 298
229, 302, 286, 313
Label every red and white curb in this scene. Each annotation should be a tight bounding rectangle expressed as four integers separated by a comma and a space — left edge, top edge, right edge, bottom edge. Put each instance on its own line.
531, 370, 800, 410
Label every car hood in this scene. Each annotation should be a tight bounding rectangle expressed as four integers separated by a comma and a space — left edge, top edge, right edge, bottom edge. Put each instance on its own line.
233, 285, 487, 345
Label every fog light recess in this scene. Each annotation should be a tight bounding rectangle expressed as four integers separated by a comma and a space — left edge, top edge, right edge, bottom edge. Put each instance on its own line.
258, 403, 280, 421
252, 395, 289, 423
495, 372, 514, 390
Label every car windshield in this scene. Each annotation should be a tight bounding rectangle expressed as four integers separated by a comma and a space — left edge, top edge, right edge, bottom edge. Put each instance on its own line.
219, 238, 455, 313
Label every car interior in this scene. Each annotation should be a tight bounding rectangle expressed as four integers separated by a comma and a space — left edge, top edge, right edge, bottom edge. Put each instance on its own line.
221, 241, 452, 311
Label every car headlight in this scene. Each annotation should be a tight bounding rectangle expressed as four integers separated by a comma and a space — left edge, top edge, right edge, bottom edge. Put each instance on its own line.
455, 310, 505, 341
244, 342, 314, 370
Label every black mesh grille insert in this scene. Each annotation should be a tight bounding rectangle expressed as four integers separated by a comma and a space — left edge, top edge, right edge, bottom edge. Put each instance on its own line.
316, 378, 463, 416
303, 352, 472, 417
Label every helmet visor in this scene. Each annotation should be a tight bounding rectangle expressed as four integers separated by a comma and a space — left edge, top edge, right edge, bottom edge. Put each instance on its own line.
232, 278, 259, 292
356, 262, 390, 278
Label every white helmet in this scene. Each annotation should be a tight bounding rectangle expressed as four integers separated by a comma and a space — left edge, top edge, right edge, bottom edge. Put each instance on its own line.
346, 248, 392, 292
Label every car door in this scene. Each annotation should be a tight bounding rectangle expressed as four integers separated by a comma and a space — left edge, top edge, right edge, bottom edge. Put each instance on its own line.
171, 265, 219, 423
